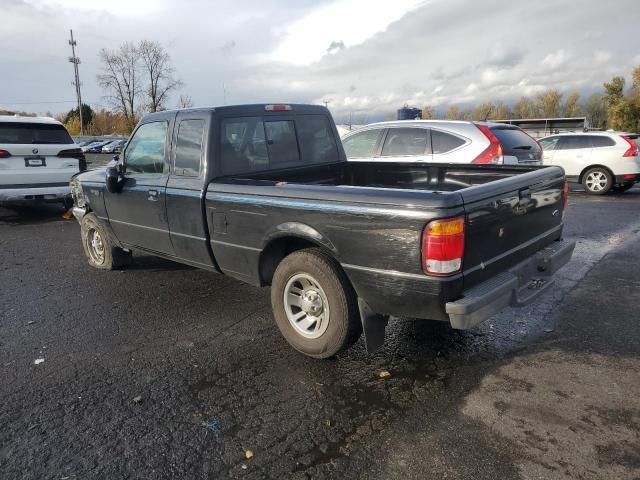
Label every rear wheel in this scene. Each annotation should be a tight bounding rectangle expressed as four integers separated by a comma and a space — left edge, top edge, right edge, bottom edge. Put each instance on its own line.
80, 213, 131, 270
582, 167, 612, 195
271, 248, 361, 358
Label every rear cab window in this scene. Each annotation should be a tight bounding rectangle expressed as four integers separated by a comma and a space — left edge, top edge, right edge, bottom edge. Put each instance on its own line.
0, 122, 73, 145
220, 114, 339, 175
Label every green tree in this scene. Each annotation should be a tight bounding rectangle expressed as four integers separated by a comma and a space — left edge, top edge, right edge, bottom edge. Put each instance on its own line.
603, 76, 634, 130
584, 94, 607, 129
64, 103, 94, 127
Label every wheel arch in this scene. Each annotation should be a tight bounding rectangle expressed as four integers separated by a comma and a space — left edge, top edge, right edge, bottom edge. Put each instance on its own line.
258, 223, 338, 286
578, 164, 615, 184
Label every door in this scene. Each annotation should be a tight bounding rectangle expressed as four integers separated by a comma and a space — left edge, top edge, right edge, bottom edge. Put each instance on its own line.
165, 114, 213, 266
104, 120, 174, 254
341, 128, 385, 162
375, 127, 432, 162
548, 136, 592, 176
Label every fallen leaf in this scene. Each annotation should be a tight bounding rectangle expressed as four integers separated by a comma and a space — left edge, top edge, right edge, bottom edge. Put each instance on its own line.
245, 449, 254, 459
133, 395, 142, 404
378, 370, 391, 379
34, 358, 45, 365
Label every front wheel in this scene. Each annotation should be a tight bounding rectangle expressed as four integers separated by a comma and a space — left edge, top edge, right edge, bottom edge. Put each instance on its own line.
80, 213, 131, 270
271, 248, 361, 358
582, 167, 612, 195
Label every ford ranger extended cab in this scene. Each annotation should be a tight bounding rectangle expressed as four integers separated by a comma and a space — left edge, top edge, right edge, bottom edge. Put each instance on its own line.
70, 104, 575, 358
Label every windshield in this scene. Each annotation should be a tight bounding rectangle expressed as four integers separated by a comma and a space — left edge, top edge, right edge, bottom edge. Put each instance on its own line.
0, 122, 74, 144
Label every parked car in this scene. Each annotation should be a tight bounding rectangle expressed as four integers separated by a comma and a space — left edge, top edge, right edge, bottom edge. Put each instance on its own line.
70, 104, 574, 358
540, 132, 640, 194
101, 139, 126, 154
341, 120, 542, 165
0, 115, 85, 207
82, 140, 113, 153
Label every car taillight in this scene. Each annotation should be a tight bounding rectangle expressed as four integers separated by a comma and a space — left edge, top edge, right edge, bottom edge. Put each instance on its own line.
561, 181, 569, 218
422, 216, 465, 275
58, 148, 87, 171
0, 149, 12, 158
621, 136, 638, 157
472, 125, 504, 164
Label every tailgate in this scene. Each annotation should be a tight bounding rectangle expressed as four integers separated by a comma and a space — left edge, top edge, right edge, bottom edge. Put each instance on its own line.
461, 166, 566, 288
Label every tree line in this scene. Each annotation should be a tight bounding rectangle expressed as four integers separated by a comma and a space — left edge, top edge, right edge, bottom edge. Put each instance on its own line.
63, 40, 191, 135
415, 65, 640, 132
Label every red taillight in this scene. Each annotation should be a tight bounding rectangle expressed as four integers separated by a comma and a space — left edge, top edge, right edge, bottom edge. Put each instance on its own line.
422, 216, 465, 275
621, 136, 638, 157
0, 149, 12, 158
472, 125, 504, 164
58, 148, 87, 171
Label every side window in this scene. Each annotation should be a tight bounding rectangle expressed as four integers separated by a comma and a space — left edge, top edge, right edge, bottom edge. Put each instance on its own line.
381, 128, 429, 157
220, 117, 268, 175
431, 130, 465, 154
174, 119, 205, 177
264, 120, 300, 166
125, 121, 168, 174
540, 137, 559, 151
557, 136, 591, 150
296, 115, 339, 164
342, 129, 382, 158
591, 136, 615, 148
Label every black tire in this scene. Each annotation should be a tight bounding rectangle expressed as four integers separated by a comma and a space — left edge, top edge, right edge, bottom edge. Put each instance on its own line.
271, 248, 361, 358
612, 184, 634, 193
80, 213, 131, 270
582, 167, 613, 195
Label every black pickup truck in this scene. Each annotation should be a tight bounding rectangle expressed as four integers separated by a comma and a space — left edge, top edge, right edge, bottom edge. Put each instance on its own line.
70, 104, 575, 358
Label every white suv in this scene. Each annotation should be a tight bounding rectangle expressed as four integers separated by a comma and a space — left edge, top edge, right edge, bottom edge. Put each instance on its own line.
0, 115, 85, 207
341, 120, 542, 166
540, 132, 639, 194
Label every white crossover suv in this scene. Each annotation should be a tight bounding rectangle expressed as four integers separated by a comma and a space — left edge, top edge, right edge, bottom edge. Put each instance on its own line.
540, 132, 639, 194
0, 115, 86, 207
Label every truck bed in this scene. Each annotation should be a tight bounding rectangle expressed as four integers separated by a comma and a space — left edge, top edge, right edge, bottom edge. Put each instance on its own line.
206, 162, 567, 321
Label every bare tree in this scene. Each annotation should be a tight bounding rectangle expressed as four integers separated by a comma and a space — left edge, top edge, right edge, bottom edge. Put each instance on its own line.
446, 105, 459, 120
421, 106, 434, 119
562, 92, 581, 117
97, 42, 141, 130
177, 94, 194, 109
139, 40, 183, 112
513, 96, 536, 119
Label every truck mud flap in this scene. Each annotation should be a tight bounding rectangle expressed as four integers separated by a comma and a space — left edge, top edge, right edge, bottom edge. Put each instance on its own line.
358, 298, 389, 353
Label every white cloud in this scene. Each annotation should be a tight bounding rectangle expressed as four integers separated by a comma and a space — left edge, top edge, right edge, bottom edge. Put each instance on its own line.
270, 0, 426, 65
541, 49, 573, 70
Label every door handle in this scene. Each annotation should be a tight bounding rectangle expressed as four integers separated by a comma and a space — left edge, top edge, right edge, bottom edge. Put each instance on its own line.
148, 189, 159, 202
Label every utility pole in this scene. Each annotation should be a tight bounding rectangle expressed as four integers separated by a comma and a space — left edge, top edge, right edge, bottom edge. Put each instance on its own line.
68, 30, 84, 135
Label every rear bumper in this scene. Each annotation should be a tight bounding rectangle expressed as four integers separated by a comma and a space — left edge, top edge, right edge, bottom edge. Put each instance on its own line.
0, 184, 70, 203
445, 239, 575, 329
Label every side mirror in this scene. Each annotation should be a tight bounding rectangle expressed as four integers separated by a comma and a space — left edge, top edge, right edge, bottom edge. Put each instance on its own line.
105, 166, 121, 193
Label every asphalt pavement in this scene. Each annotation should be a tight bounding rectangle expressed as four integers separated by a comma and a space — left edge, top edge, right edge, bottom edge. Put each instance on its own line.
1, 187, 639, 479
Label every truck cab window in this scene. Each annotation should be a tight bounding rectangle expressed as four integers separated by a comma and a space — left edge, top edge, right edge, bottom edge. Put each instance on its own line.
296, 115, 339, 164
220, 117, 269, 174
125, 121, 168, 174
174, 119, 205, 177
265, 120, 300, 166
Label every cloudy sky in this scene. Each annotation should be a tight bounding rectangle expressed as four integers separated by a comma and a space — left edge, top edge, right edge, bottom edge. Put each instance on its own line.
2, 0, 639, 121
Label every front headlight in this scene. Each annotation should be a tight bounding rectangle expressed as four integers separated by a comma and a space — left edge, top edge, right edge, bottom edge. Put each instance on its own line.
70, 178, 86, 208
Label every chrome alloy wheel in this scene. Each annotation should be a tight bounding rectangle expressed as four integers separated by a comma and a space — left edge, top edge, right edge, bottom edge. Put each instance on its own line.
585, 171, 608, 192
86, 228, 105, 264
283, 273, 330, 339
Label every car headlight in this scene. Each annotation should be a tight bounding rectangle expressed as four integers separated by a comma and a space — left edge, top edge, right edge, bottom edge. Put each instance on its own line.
70, 178, 86, 208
